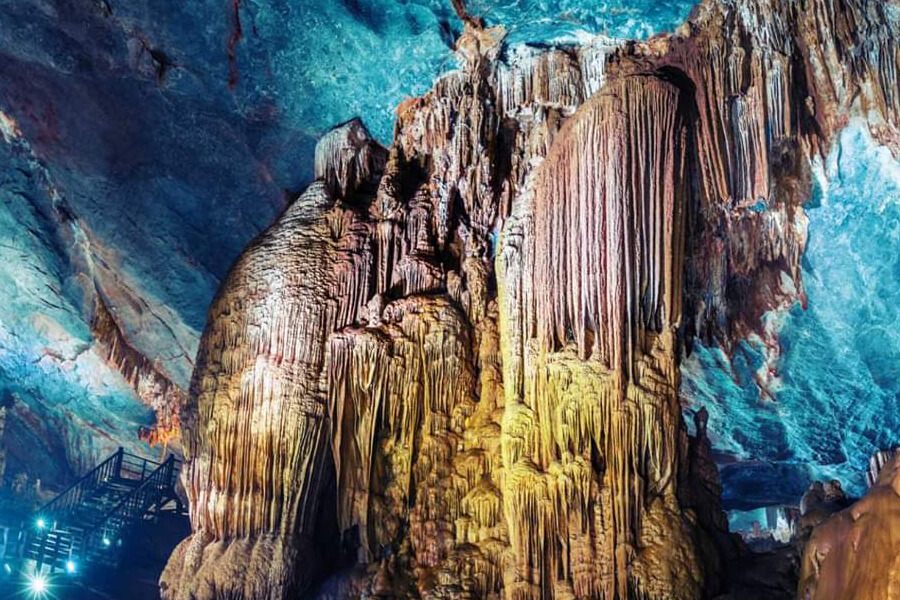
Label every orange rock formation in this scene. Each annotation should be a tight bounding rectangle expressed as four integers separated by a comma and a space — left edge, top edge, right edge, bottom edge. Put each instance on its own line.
798, 454, 900, 600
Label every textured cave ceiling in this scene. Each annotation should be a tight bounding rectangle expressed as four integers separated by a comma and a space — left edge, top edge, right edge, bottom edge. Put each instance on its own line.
0, 0, 897, 509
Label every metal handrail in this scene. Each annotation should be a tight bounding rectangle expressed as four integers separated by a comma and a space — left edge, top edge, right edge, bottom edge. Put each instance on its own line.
35, 448, 124, 520
118, 452, 162, 481
86, 455, 179, 548
24, 450, 180, 571
35, 448, 166, 522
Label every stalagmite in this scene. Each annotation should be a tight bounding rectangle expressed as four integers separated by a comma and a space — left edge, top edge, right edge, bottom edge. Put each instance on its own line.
162, 0, 900, 599
160, 121, 383, 598
315, 118, 389, 199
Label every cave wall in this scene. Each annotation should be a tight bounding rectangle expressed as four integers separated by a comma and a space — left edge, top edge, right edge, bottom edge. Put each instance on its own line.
162, 0, 900, 599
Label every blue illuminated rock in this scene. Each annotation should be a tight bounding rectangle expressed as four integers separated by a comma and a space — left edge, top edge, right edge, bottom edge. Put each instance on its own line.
2, 0, 900, 598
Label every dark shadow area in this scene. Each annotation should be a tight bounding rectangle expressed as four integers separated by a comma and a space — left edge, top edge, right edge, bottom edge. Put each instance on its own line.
0, 511, 189, 600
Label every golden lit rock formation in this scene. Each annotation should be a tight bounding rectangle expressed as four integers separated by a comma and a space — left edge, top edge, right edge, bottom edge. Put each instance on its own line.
161, 1, 900, 599
160, 172, 379, 599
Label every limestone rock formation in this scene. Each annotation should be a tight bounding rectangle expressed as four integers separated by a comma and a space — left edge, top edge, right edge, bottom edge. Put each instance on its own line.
798, 454, 900, 600
160, 127, 383, 598
867, 448, 898, 488
163, 1, 900, 599
92, 295, 185, 454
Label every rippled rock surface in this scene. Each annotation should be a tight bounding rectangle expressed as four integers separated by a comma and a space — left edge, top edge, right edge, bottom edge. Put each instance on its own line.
799, 453, 900, 600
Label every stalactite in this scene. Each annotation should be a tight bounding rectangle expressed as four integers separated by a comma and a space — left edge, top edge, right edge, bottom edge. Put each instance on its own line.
867, 447, 899, 488
324, 295, 511, 597
91, 293, 184, 448
528, 76, 686, 368
495, 70, 698, 600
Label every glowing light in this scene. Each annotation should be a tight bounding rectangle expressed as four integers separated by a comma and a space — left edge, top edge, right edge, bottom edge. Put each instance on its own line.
102, 537, 111, 546
35, 518, 45, 530
26, 573, 49, 598
65, 560, 76, 574
3, 563, 10, 574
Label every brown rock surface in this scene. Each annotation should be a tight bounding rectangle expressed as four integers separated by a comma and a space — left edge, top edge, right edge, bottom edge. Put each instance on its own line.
798, 455, 900, 600
162, 1, 900, 599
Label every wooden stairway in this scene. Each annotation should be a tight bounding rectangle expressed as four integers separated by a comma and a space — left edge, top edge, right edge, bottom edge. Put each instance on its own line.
20, 448, 181, 573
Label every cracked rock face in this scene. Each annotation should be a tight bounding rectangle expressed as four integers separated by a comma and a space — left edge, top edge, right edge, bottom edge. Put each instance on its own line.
162, 0, 900, 599
0, 0, 299, 486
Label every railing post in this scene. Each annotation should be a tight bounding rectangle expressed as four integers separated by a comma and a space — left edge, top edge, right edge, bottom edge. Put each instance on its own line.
114, 447, 124, 479
16, 522, 26, 561
36, 531, 46, 571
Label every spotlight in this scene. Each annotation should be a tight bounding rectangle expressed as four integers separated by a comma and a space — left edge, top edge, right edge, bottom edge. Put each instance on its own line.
102, 537, 111, 547
26, 573, 49, 598
35, 518, 45, 530
65, 560, 76, 574
3, 563, 10, 574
